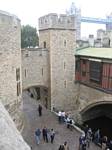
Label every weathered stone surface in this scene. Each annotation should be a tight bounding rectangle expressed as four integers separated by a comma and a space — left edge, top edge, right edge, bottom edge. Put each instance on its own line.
74, 83, 112, 122
0, 101, 30, 150
0, 10, 23, 129
22, 48, 49, 90
77, 84, 112, 111
39, 14, 77, 111
0, 11, 21, 105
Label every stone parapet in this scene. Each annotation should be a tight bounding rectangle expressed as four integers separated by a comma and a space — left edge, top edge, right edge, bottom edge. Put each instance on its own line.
39, 13, 76, 30
0, 101, 30, 150
0, 10, 20, 26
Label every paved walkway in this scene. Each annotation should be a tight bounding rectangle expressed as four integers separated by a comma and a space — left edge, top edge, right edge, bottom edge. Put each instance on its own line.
22, 91, 100, 150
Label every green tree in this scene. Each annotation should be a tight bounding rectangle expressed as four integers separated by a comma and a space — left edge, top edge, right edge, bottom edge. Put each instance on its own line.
21, 25, 39, 48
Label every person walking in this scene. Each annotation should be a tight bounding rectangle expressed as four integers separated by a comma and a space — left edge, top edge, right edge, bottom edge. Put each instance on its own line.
35, 128, 41, 145
86, 128, 92, 148
38, 104, 42, 116
94, 129, 100, 145
42, 127, 48, 143
79, 133, 85, 150
84, 124, 89, 137
61, 111, 65, 123
82, 138, 87, 150
101, 136, 108, 150
50, 129, 55, 143
58, 110, 62, 123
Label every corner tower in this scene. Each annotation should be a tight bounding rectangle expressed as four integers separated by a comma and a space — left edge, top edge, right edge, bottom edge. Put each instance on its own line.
39, 13, 76, 110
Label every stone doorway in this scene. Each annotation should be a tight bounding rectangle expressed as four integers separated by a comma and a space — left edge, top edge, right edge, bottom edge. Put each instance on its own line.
81, 103, 112, 140
25, 86, 49, 108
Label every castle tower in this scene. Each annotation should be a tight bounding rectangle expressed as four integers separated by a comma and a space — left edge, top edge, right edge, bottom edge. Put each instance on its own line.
0, 10, 22, 129
39, 13, 76, 110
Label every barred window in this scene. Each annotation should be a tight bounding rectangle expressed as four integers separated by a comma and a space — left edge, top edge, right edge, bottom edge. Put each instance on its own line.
43, 41, 46, 48
17, 82, 21, 96
42, 68, 43, 76
82, 71, 86, 77
16, 68, 20, 81
90, 61, 102, 83
64, 40, 66, 47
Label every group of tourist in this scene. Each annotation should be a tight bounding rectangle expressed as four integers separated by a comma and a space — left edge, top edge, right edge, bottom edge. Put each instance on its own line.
35, 127, 55, 145
93, 128, 112, 150
79, 126, 93, 150
79, 124, 112, 150
58, 110, 75, 130
36, 104, 112, 150
35, 126, 70, 150
52, 108, 112, 150
34, 104, 56, 145
35, 106, 71, 149
58, 110, 66, 123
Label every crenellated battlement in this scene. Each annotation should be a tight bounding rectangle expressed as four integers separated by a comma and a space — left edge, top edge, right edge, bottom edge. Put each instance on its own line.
39, 13, 76, 30
0, 10, 20, 26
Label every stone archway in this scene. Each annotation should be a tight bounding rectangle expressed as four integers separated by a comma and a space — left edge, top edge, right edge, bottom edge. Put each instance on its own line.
80, 102, 112, 139
80, 101, 112, 121
23, 85, 50, 109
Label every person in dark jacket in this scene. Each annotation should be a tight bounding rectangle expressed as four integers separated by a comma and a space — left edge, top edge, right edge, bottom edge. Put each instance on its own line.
42, 127, 48, 142
38, 104, 42, 116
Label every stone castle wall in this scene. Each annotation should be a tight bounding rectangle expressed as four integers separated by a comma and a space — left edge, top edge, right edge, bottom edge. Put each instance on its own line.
0, 10, 23, 130
22, 48, 50, 90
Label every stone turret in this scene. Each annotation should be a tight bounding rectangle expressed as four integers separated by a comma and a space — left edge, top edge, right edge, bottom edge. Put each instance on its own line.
0, 10, 22, 130
0, 10, 20, 25
39, 13, 76, 30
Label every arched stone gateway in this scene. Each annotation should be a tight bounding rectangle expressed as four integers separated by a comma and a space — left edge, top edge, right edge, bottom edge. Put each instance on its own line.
74, 84, 112, 124
80, 101, 112, 122
23, 85, 49, 109
80, 102, 112, 140
22, 48, 50, 108
22, 48, 49, 90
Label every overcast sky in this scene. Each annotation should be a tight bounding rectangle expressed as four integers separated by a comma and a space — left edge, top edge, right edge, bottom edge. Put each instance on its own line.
0, 0, 112, 37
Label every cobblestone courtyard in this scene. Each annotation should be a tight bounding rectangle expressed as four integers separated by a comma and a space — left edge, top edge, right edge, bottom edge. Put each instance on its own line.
22, 91, 100, 150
